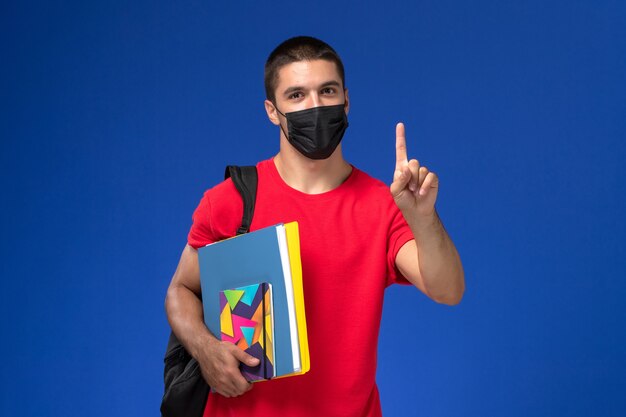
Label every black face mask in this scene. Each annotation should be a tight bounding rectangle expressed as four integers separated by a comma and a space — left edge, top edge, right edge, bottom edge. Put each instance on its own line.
275, 103, 349, 160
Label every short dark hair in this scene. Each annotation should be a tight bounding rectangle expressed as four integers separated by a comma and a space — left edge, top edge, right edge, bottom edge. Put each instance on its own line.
264, 36, 345, 103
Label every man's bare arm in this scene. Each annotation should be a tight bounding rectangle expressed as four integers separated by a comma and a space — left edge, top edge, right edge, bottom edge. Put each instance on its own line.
390, 122, 465, 305
395, 214, 465, 305
165, 244, 259, 397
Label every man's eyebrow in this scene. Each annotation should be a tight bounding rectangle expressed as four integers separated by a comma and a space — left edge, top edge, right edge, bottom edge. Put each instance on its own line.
282, 85, 305, 96
322, 80, 341, 87
282, 80, 342, 96
320, 80, 342, 89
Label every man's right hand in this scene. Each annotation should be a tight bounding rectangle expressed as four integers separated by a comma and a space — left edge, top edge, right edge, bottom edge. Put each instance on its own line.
197, 339, 260, 397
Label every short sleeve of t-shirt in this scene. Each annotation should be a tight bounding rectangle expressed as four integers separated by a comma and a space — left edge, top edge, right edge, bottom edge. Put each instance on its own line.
187, 190, 215, 249
187, 179, 243, 249
385, 201, 415, 287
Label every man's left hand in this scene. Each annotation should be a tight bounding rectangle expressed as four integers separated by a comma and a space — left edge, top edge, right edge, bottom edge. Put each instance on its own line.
390, 122, 439, 219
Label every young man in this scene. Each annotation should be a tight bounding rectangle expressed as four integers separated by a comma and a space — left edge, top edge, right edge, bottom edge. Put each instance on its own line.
165, 36, 464, 417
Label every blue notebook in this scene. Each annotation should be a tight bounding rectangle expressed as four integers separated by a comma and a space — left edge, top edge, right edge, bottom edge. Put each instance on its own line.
198, 224, 298, 377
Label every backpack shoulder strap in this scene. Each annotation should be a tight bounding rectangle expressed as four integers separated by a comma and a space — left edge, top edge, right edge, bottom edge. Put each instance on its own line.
224, 165, 258, 235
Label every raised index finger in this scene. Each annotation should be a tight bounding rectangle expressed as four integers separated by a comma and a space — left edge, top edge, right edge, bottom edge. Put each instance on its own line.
395, 122, 408, 168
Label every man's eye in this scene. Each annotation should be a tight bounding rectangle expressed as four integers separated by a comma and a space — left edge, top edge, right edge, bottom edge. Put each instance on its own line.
289, 92, 303, 99
321, 87, 336, 95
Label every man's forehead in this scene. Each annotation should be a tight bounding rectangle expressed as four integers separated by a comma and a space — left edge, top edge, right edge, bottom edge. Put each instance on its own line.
276, 59, 342, 90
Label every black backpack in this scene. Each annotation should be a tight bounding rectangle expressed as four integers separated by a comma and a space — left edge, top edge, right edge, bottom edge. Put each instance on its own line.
160, 166, 258, 417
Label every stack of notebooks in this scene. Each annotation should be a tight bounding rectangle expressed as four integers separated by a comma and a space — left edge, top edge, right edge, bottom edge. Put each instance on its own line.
198, 222, 310, 382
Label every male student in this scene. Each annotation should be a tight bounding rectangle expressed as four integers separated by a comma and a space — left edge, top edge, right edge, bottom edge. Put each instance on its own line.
165, 36, 464, 417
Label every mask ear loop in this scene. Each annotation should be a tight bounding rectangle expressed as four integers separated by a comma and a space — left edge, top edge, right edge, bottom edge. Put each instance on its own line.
273, 102, 290, 141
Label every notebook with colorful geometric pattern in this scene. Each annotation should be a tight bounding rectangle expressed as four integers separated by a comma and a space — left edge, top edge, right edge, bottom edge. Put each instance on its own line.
219, 282, 275, 381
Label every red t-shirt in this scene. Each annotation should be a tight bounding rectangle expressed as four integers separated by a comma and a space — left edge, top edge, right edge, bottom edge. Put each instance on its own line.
188, 158, 414, 417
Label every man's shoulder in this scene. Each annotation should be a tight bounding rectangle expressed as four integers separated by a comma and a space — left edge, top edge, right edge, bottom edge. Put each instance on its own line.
203, 176, 238, 200
350, 165, 393, 197
206, 159, 269, 197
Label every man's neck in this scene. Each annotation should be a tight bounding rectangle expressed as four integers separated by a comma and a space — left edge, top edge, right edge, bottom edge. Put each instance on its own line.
273, 143, 352, 195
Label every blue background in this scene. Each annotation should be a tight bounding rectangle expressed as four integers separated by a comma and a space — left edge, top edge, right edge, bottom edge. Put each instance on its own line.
2, 1, 625, 416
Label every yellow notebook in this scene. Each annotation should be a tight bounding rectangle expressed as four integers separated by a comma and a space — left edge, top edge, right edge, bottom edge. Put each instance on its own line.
272, 221, 310, 379
285, 222, 310, 375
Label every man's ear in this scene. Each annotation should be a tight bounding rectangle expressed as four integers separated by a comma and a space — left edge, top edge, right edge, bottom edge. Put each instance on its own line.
344, 89, 350, 115
264, 100, 280, 126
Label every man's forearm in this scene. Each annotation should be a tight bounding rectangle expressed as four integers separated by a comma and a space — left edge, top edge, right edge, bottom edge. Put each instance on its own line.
165, 285, 219, 358
407, 210, 464, 305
